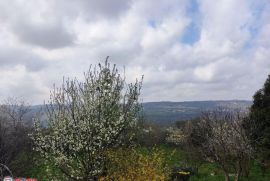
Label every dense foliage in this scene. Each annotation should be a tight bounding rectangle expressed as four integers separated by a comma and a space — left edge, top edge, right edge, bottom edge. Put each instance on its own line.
246, 75, 270, 155
0, 98, 34, 179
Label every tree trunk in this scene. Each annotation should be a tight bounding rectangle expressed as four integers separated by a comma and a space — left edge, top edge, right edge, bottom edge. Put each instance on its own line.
223, 170, 230, 181
235, 170, 240, 181
260, 160, 266, 177
235, 160, 242, 181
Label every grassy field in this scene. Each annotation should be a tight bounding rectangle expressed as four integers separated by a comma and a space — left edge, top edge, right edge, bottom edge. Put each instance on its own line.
189, 162, 270, 181
141, 145, 270, 181
30, 145, 270, 180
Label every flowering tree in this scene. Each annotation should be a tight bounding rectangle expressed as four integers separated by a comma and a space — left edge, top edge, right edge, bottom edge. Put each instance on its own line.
32, 59, 142, 181
188, 108, 253, 181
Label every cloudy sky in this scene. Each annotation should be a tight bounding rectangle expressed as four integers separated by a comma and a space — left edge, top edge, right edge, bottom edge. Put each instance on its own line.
0, 0, 269, 104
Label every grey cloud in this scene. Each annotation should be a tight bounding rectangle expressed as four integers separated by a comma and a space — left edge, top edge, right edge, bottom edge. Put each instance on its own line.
79, 0, 132, 18
0, 47, 47, 71
12, 21, 75, 49
1, 73, 48, 104
50, 0, 133, 21
5, 0, 132, 49
0, 0, 75, 49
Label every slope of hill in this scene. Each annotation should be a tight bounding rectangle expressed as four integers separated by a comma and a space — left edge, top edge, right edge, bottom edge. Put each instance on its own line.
23, 100, 252, 126
142, 100, 252, 125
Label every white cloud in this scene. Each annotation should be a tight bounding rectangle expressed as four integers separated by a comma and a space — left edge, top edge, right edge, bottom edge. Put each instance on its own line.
0, 0, 269, 104
194, 64, 215, 82
0, 65, 49, 103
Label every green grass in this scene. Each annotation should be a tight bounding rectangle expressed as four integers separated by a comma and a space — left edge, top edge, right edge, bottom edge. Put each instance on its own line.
148, 145, 270, 181
32, 145, 270, 180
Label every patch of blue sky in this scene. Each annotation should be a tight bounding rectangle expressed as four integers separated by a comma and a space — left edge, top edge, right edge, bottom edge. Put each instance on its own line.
186, 0, 199, 15
243, 2, 265, 49
181, 0, 201, 45
148, 19, 157, 28
181, 22, 200, 45
244, 26, 260, 49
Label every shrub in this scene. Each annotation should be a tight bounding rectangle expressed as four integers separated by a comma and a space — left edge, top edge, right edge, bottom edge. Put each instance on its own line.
100, 147, 170, 181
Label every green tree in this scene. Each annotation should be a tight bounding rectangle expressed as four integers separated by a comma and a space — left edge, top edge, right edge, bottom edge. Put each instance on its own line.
32, 59, 143, 181
245, 75, 270, 173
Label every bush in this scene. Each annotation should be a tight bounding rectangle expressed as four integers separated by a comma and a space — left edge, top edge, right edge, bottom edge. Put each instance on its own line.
100, 147, 170, 181
136, 121, 167, 146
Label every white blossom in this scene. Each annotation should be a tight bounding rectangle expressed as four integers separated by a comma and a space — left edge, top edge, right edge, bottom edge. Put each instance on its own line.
31, 60, 143, 180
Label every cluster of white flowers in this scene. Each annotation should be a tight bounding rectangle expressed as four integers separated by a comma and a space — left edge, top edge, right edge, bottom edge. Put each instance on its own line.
32, 61, 143, 180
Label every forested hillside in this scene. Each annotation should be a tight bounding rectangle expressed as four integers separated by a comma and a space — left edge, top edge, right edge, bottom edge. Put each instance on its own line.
143, 100, 252, 125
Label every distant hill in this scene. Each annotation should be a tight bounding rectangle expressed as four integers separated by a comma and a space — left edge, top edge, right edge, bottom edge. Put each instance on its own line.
142, 100, 252, 126
24, 100, 252, 126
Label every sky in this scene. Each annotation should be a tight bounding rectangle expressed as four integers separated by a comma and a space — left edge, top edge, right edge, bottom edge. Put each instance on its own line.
0, 0, 269, 104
